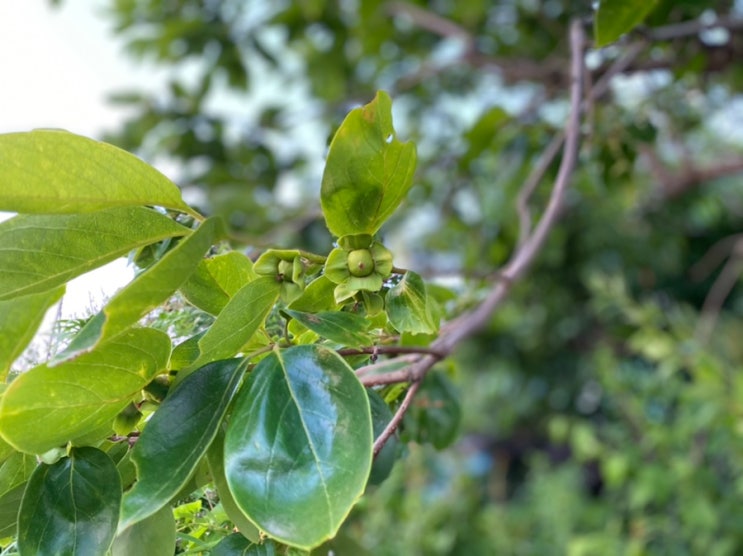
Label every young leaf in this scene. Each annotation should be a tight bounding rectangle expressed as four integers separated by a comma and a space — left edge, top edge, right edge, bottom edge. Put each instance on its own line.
594, 0, 658, 47
386, 271, 438, 335
56, 217, 222, 362
0, 207, 189, 301
0, 328, 170, 454
321, 91, 416, 237
0, 130, 192, 214
0, 286, 64, 378
180, 251, 257, 315
284, 309, 370, 347
184, 277, 281, 374
111, 505, 176, 556
118, 358, 246, 532
17, 447, 121, 556
224, 345, 373, 550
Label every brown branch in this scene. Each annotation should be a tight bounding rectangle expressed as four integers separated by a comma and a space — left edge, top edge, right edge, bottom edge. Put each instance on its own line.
640, 16, 743, 42
373, 380, 421, 457
339, 345, 445, 359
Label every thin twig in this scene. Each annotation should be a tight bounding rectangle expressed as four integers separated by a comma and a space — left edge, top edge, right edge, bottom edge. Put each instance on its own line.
641, 15, 743, 42
689, 233, 743, 282
339, 345, 445, 359
373, 380, 421, 457
696, 238, 743, 343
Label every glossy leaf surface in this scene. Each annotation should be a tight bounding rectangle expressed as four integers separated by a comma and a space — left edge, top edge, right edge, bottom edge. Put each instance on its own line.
595, 0, 658, 46
57, 217, 221, 361
386, 271, 438, 335
0, 207, 189, 301
17, 447, 121, 556
111, 505, 176, 556
0, 130, 191, 214
284, 309, 370, 347
224, 345, 373, 550
186, 277, 281, 372
180, 251, 257, 315
0, 328, 170, 454
321, 91, 416, 237
119, 358, 245, 532
0, 286, 64, 378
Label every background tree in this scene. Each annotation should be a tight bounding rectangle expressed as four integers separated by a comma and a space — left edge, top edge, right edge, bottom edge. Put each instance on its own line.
2, 0, 743, 554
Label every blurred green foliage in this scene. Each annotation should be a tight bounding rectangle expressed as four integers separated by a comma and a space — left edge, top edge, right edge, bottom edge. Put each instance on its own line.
91, 0, 743, 553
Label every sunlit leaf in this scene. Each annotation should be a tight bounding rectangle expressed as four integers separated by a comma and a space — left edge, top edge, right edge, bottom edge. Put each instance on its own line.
284, 309, 370, 347
0, 286, 64, 378
224, 345, 373, 550
0, 130, 192, 214
180, 251, 257, 315
321, 91, 416, 237
0, 328, 170, 454
386, 271, 438, 335
0, 451, 36, 498
18, 447, 121, 556
118, 358, 245, 532
0, 207, 189, 301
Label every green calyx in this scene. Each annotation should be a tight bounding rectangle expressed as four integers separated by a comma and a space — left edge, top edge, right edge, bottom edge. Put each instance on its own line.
324, 235, 394, 303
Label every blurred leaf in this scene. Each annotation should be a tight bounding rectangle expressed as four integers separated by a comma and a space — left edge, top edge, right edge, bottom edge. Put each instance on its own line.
224, 345, 373, 550
0, 130, 192, 214
111, 505, 176, 556
18, 447, 121, 556
403, 372, 461, 450
321, 91, 416, 237
595, 0, 659, 46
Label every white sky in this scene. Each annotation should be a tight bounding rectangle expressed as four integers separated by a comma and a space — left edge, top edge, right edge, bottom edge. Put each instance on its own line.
0, 2, 162, 320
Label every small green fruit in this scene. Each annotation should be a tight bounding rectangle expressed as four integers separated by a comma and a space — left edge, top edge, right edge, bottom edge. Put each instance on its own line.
347, 249, 374, 277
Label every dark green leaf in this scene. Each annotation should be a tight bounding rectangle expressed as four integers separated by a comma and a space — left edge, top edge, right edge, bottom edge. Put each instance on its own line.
0, 208, 189, 301
212, 534, 278, 556
0, 130, 192, 214
18, 447, 121, 556
595, 0, 659, 47
284, 309, 370, 347
118, 358, 245, 532
0, 286, 64, 378
367, 389, 398, 486
0, 482, 25, 538
0, 328, 170, 454
111, 505, 176, 556
224, 345, 373, 550
321, 91, 416, 237
403, 372, 461, 450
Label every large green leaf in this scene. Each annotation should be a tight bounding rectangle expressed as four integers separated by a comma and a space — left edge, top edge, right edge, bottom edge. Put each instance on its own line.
595, 0, 658, 46
56, 217, 222, 362
211, 535, 278, 556
0, 207, 189, 301
284, 309, 370, 347
17, 447, 121, 556
0, 286, 64, 378
0, 328, 170, 454
385, 271, 438, 335
224, 345, 373, 550
0, 483, 25, 538
0, 452, 36, 498
111, 505, 176, 556
180, 251, 257, 315
0, 130, 192, 214
320, 91, 416, 237
118, 358, 246, 532
185, 277, 281, 374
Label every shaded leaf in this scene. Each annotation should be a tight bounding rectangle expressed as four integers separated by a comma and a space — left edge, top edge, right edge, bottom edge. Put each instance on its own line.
284, 309, 370, 347
367, 389, 398, 486
0, 286, 64, 378
321, 91, 416, 237
402, 372, 461, 450
111, 504, 176, 556
180, 251, 257, 315
0, 207, 189, 301
212, 534, 278, 556
118, 358, 245, 532
18, 447, 121, 556
595, 0, 658, 47
0, 482, 25, 538
0, 328, 170, 454
0, 130, 192, 214
224, 345, 373, 550
0, 451, 36, 497
386, 271, 438, 335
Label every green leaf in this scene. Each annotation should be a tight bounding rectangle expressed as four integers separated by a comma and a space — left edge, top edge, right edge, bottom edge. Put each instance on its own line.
0, 452, 36, 497
321, 91, 416, 237
18, 447, 121, 556
288, 275, 339, 313
185, 277, 281, 374
386, 271, 438, 335
0, 328, 170, 454
0, 130, 192, 214
118, 358, 246, 532
0, 207, 189, 301
367, 389, 398, 486
0, 286, 64, 378
111, 505, 176, 556
57, 217, 222, 362
224, 345, 373, 550
0, 482, 25, 538
212, 535, 278, 556
206, 430, 261, 544
595, 0, 658, 47
402, 371, 461, 450
180, 251, 257, 315
284, 309, 370, 347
